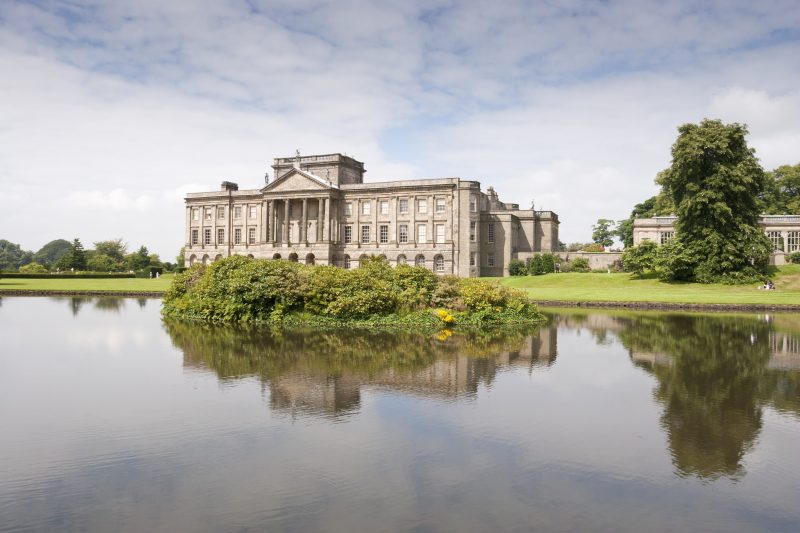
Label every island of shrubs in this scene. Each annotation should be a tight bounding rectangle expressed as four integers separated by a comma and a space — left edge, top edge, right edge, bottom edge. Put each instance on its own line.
162, 255, 544, 329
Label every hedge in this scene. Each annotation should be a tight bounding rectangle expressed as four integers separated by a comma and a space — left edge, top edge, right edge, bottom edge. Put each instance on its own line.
0, 272, 136, 279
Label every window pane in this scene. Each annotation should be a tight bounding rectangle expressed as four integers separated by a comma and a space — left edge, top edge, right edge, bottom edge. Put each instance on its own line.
248, 227, 256, 244
362, 201, 371, 215
487, 223, 495, 243
345, 202, 353, 216
361, 225, 370, 244
380, 201, 389, 215
470, 221, 476, 242
435, 198, 445, 212
380, 225, 389, 244
418, 200, 427, 214
436, 224, 445, 243
399, 225, 408, 243
417, 225, 427, 243
399, 199, 408, 214
344, 226, 352, 244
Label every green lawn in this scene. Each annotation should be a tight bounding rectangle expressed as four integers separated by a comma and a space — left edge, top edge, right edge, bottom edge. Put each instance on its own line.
495, 265, 800, 305
0, 274, 174, 293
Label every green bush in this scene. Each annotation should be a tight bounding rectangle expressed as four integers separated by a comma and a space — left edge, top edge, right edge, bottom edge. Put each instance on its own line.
528, 255, 543, 275
19, 262, 48, 274
163, 256, 543, 326
789, 252, 800, 264
571, 257, 590, 272
508, 259, 527, 276
0, 272, 135, 279
540, 253, 556, 273
622, 240, 658, 276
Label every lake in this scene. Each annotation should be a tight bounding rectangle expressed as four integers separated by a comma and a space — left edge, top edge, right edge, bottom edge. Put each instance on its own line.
1, 296, 799, 532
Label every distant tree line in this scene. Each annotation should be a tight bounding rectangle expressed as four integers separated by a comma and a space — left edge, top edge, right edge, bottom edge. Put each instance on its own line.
0, 237, 176, 273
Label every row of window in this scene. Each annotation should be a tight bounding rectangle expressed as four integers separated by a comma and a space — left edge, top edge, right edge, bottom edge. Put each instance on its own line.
343, 224, 447, 244
191, 227, 256, 245
193, 194, 483, 222
767, 231, 800, 252
339, 254, 447, 272
192, 206, 258, 221
344, 197, 448, 217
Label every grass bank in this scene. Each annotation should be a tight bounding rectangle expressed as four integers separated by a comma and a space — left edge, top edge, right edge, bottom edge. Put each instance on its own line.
0, 274, 174, 295
496, 265, 800, 306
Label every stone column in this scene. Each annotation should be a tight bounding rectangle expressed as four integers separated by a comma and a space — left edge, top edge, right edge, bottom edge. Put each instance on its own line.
284, 199, 290, 244
185, 206, 191, 248
302, 198, 308, 244
781, 231, 790, 252
268, 200, 275, 243
373, 196, 379, 245
323, 198, 330, 243
410, 195, 416, 245
317, 198, 323, 242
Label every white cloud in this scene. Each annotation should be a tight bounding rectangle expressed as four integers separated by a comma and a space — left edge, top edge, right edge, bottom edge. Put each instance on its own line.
62, 189, 155, 211
1, 0, 799, 254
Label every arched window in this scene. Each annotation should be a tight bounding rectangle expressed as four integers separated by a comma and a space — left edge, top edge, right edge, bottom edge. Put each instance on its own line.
214, 254, 223, 262
434, 255, 445, 272
247, 254, 254, 259
305, 253, 315, 265
272, 253, 282, 260
288, 253, 298, 262
397, 254, 407, 266
202, 254, 210, 265
189, 254, 197, 266
344, 255, 351, 269
415, 254, 425, 267
359, 254, 369, 267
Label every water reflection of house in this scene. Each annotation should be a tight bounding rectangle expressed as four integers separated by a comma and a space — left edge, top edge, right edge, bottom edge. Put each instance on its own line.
630, 331, 800, 371
266, 327, 558, 419
767, 332, 800, 370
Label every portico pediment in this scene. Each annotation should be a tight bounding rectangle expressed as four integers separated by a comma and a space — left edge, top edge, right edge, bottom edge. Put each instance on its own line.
262, 167, 337, 193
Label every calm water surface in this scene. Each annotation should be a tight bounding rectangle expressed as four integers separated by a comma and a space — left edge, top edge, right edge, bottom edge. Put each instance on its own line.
1, 297, 799, 532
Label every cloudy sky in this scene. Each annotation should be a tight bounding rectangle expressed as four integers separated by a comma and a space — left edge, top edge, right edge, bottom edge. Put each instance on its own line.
2, 0, 799, 258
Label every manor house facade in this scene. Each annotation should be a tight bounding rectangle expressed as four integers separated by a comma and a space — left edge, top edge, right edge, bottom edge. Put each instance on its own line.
184, 152, 559, 276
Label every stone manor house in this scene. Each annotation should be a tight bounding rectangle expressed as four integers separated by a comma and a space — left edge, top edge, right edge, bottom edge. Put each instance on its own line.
184, 152, 560, 276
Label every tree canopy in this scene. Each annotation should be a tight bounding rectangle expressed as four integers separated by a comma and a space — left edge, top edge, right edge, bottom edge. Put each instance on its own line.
655, 119, 772, 281
32, 239, 71, 268
591, 219, 616, 248
0, 240, 33, 271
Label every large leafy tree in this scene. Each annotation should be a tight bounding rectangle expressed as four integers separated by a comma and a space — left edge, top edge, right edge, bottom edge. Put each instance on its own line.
32, 239, 71, 268
55, 238, 88, 271
762, 163, 800, 214
656, 119, 772, 280
90, 238, 127, 271
591, 219, 616, 248
0, 240, 34, 271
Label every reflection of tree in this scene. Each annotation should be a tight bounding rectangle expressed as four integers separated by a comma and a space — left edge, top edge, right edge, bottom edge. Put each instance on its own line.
620, 314, 775, 480
164, 320, 549, 418
67, 297, 90, 317
94, 297, 126, 312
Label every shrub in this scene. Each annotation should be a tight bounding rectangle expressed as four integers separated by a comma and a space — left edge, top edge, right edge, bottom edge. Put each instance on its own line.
580, 243, 605, 252
540, 253, 556, 273
508, 259, 527, 276
622, 240, 658, 276
789, 252, 800, 264
571, 257, 590, 272
163, 256, 543, 326
394, 264, 437, 309
431, 275, 463, 309
528, 255, 544, 275
19, 262, 48, 274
